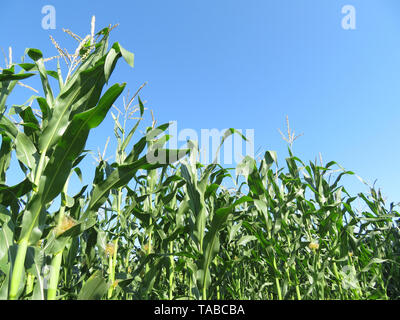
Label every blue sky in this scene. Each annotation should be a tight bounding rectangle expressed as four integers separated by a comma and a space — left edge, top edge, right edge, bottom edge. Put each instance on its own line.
1, 0, 400, 204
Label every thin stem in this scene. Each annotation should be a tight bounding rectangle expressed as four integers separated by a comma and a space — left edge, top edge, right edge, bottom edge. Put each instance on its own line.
168, 242, 175, 300
107, 238, 119, 299
46, 178, 70, 300
272, 256, 282, 300
25, 273, 35, 296
47, 250, 63, 300
8, 238, 29, 299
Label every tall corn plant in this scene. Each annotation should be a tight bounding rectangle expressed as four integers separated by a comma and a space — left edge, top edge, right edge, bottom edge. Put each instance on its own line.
0, 24, 136, 299
69, 97, 190, 300
0, 54, 36, 299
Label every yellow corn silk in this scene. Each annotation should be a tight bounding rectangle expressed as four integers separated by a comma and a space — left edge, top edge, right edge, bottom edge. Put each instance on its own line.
55, 216, 77, 237
105, 242, 116, 256
308, 242, 319, 250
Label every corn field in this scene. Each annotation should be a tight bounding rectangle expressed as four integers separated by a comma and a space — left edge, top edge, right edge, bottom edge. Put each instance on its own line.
0, 23, 399, 301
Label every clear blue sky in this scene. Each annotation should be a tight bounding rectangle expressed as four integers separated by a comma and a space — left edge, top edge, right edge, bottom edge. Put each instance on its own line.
1, 0, 400, 204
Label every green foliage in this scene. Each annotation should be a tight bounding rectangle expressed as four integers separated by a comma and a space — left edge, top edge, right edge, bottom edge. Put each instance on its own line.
0, 22, 398, 300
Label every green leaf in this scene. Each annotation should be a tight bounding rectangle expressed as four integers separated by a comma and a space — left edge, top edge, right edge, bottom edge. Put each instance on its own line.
0, 73, 35, 82
236, 156, 257, 180
0, 135, 12, 183
237, 235, 258, 246
0, 178, 33, 207
104, 46, 120, 83
0, 206, 14, 274
77, 271, 108, 300
15, 131, 39, 172
112, 42, 134, 67
104, 43, 134, 82
138, 96, 144, 116
27, 49, 54, 107
26, 48, 43, 61
265, 150, 277, 167
18, 63, 36, 71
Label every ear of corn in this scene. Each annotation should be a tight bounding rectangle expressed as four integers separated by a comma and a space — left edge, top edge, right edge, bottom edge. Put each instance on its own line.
0, 22, 399, 301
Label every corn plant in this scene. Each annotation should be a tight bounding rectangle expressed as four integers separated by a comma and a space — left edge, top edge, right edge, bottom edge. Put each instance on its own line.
0, 20, 399, 300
